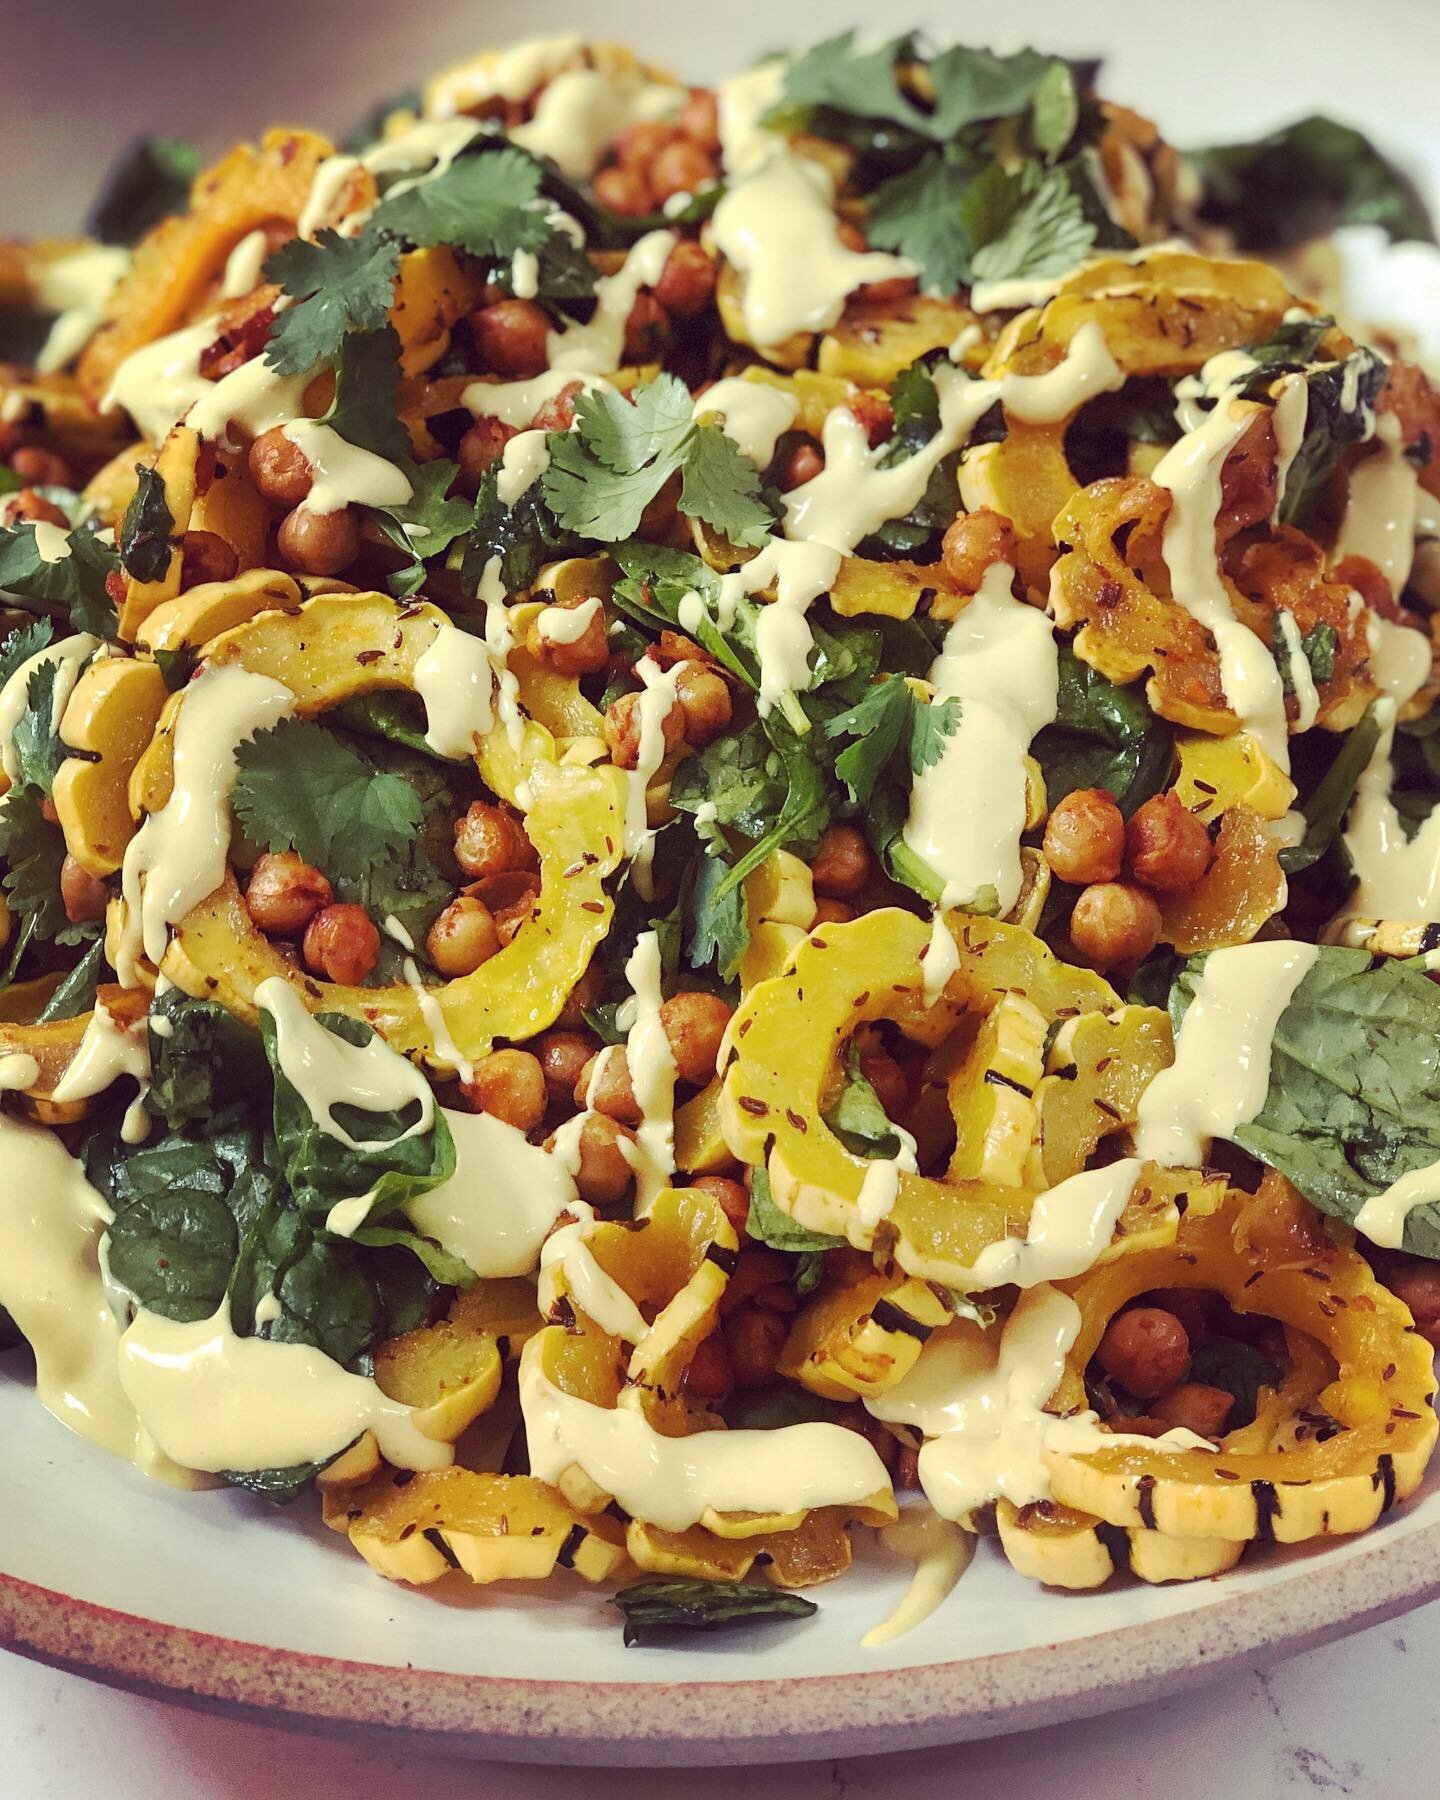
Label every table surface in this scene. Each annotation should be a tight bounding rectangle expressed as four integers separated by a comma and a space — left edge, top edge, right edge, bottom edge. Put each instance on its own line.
4, 1596, 1439, 1798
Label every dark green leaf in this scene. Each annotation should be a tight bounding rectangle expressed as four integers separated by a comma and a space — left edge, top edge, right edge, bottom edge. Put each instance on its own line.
1280, 705, 1382, 875
118, 464, 177, 584
1031, 643, 1175, 816
613, 1577, 817, 1647
146, 986, 270, 1129
868, 150, 979, 293
0, 522, 120, 636
970, 165, 1096, 282
36, 939, 105, 1022
371, 147, 554, 259
9, 660, 69, 794
824, 1046, 905, 1158
323, 323, 411, 464
0, 617, 53, 691
461, 467, 580, 598
88, 137, 200, 246
263, 229, 402, 375
369, 459, 474, 597
678, 424, 776, 546
1187, 1334, 1279, 1430
0, 786, 98, 946
685, 849, 750, 982
746, 1166, 845, 1254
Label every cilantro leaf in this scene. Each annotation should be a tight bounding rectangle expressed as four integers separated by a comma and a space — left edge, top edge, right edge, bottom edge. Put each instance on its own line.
263, 228, 401, 376
1028, 61, 1080, 161
10, 660, 69, 794
369, 459, 474, 597
970, 165, 1096, 282
927, 43, 1062, 137
768, 32, 927, 133
0, 617, 54, 690
232, 718, 423, 889
371, 148, 554, 259
678, 424, 774, 546
909, 693, 961, 773
827, 678, 913, 805
868, 151, 980, 295
685, 850, 748, 982
323, 323, 412, 464
118, 463, 177, 585
461, 467, 579, 598
0, 785, 98, 947
0, 522, 120, 637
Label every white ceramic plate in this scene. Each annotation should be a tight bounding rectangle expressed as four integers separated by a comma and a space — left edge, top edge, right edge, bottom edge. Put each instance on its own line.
5, 0, 1440, 1766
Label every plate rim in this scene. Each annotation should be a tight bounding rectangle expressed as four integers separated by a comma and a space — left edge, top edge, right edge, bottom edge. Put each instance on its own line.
4, 1515, 1439, 1766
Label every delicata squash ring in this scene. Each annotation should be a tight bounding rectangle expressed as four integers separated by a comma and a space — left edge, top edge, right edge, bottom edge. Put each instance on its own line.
124, 591, 628, 1062
720, 908, 1215, 1288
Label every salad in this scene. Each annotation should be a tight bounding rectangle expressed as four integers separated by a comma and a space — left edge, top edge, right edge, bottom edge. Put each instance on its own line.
2, 29, 1439, 1650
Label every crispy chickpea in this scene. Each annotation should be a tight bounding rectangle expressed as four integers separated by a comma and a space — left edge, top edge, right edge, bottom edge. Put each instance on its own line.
1069, 881, 1162, 971
1152, 1383, 1234, 1440
426, 895, 501, 977
453, 801, 535, 880
648, 137, 716, 205
812, 897, 856, 926
686, 1174, 751, 1238
529, 381, 584, 432
593, 164, 654, 216
1043, 788, 1125, 886
1382, 1258, 1440, 1348
602, 686, 684, 770
653, 241, 717, 317
302, 903, 380, 984
180, 530, 238, 589
456, 416, 516, 492
9, 445, 70, 487
460, 1048, 547, 1131
1125, 792, 1213, 894
723, 1307, 788, 1389
682, 1331, 733, 1400
781, 441, 824, 490
566, 1113, 637, 1206
679, 88, 721, 153
59, 854, 108, 924
811, 823, 871, 898
3, 487, 68, 528
244, 850, 332, 935
1096, 1305, 1191, 1399
1141, 1286, 1218, 1346
623, 293, 670, 362
575, 1047, 640, 1125
276, 503, 360, 576
672, 662, 731, 746
941, 509, 1018, 594
659, 989, 733, 1085
612, 120, 679, 168
554, 963, 602, 1031
248, 426, 313, 507
524, 595, 610, 677
849, 392, 895, 449
537, 1029, 599, 1104
472, 299, 550, 378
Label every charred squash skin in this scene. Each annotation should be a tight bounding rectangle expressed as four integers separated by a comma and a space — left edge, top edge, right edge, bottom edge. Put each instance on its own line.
124, 592, 628, 1063
1044, 1196, 1439, 1543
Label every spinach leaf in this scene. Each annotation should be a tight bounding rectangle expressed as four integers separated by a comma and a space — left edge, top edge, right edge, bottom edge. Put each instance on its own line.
1280, 705, 1381, 875
118, 464, 177, 585
36, 939, 104, 1022
1279, 350, 1388, 531
146, 987, 270, 1129
823, 1046, 906, 1159
612, 1578, 818, 1647
88, 137, 201, 245
1187, 1334, 1279, 1430
461, 465, 580, 598
1031, 643, 1175, 815
746, 1167, 845, 1255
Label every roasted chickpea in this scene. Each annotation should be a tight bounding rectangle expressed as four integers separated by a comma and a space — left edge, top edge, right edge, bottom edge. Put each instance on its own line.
659, 989, 733, 1085
554, 962, 603, 1031
679, 87, 721, 153
456, 416, 516, 492
574, 1047, 640, 1125
3, 488, 68, 528
180, 530, 238, 589
537, 1029, 599, 1104
276, 503, 360, 576
682, 1331, 733, 1400
9, 445, 70, 487
426, 895, 501, 976
672, 662, 731, 746
1381, 1258, 1440, 1348
567, 1112, 637, 1206
472, 299, 550, 378
1152, 1383, 1234, 1440
849, 392, 895, 449
623, 293, 670, 362
723, 1306, 788, 1389
452, 801, 535, 880
302, 903, 380, 984
244, 850, 332, 935
524, 595, 610, 677
529, 380, 584, 432
812, 897, 856, 926
612, 120, 679, 168
1096, 1305, 1191, 1399
940, 509, 1018, 594
460, 1048, 547, 1131
648, 137, 716, 205
59, 854, 108, 924
592, 164, 654, 216
1069, 881, 1162, 971
781, 441, 824, 490
602, 686, 684, 769
1125, 792, 1213, 894
686, 1173, 751, 1238
1043, 788, 1125, 886
811, 824, 871, 898
248, 426, 313, 507
653, 241, 717, 317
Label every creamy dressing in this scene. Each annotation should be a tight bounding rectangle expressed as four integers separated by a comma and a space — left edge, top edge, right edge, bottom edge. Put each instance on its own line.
1274, 608, 1321, 734
413, 619, 496, 758
32, 520, 71, 563
494, 428, 552, 505
520, 1339, 892, 1530
1134, 941, 1320, 1167
538, 1202, 650, 1341
117, 1301, 451, 1474
921, 909, 962, 1006
694, 377, 799, 469
949, 1159, 1144, 1290
50, 1001, 152, 1144
1336, 414, 1421, 597
187, 349, 312, 447
734, 537, 843, 716
425, 33, 584, 118
32, 244, 130, 374
219, 228, 271, 299
860, 1510, 974, 1648
406, 1106, 577, 1277
623, 655, 686, 881
0, 1051, 40, 1090
461, 369, 607, 428
903, 561, 1058, 914
0, 630, 98, 791
711, 152, 915, 347
535, 596, 602, 644
512, 67, 684, 179
548, 230, 676, 375
401, 956, 474, 1084
1355, 1157, 1440, 1250
281, 419, 412, 515
100, 319, 215, 443
998, 322, 1124, 424
855, 1133, 919, 1231
620, 929, 676, 1212
1270, 374, 1310, 515
117, 664, 295, 982
715, 59, 788, 177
